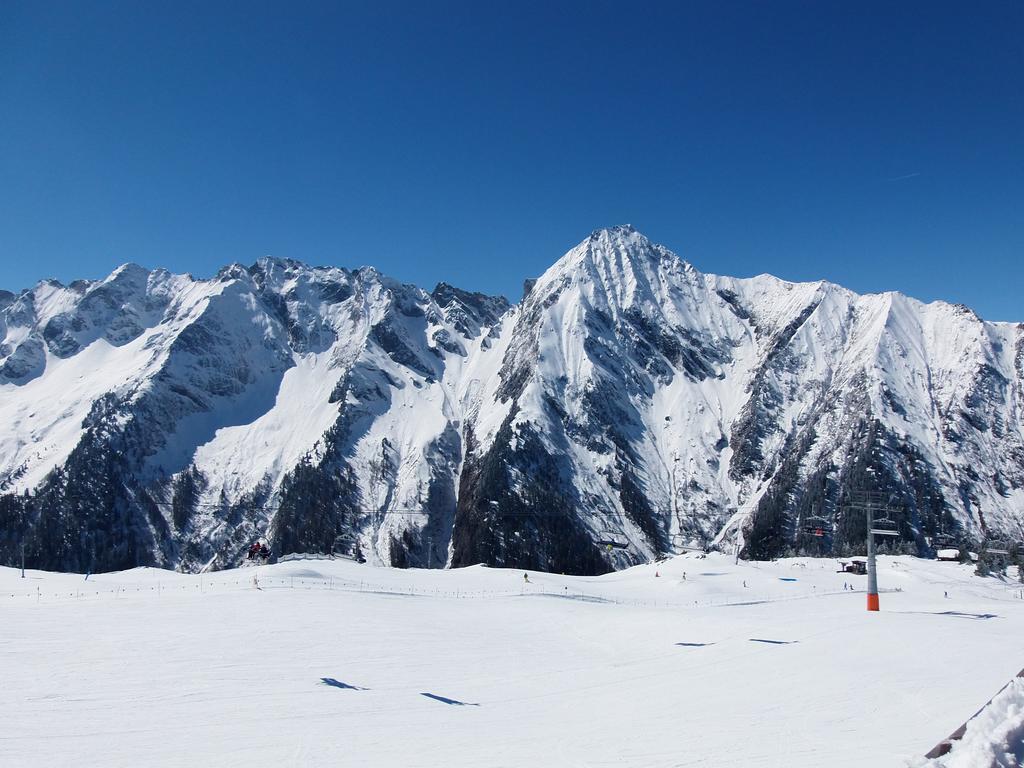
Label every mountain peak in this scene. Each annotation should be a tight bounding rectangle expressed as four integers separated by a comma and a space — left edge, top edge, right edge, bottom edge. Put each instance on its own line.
98, 263, 152, 295
584, 224, 665, 257
588, 223, 640, 240
581, 225, 691, 271
251, 255, 307, 275
105, 262, 149, 280
534, 226, 696, 307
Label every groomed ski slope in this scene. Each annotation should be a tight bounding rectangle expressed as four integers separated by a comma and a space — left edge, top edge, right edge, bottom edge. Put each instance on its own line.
2, 554, 1022, 767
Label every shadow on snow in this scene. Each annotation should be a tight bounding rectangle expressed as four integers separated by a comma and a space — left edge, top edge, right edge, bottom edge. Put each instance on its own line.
420, 693, 480, 706
320, 677, 367, 690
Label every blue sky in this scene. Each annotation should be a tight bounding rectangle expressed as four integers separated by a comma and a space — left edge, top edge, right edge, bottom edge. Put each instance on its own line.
1, 1, 1021, 319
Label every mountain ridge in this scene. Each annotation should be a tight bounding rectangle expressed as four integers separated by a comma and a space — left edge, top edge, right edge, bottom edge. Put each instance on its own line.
1, 227, 1021, 574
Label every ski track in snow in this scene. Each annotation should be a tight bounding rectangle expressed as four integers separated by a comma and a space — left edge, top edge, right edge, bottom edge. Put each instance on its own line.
2, 553, 1023, 767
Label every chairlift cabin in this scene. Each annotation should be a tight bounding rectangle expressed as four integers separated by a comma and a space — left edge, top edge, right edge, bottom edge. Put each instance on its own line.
801, 516, 830, 538
869, 515, 899, 538
597, 532, 628, 550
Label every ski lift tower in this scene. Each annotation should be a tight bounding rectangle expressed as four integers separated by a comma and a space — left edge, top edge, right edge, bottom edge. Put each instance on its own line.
844, 490, 900, 611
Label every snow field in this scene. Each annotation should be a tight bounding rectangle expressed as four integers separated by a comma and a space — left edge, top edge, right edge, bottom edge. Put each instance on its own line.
1, 553, 1022, 767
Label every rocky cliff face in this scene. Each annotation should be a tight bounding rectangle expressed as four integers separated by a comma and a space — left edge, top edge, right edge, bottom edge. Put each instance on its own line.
1, 227, 1022, 573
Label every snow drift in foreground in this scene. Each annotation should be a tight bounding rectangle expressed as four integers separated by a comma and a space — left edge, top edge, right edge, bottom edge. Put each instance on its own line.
2, 226, 1023, 574
2, 554, 1023, 767
914, 678, 1024, 768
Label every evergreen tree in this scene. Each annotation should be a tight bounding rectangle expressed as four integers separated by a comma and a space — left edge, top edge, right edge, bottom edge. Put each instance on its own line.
975, 552, 991, 577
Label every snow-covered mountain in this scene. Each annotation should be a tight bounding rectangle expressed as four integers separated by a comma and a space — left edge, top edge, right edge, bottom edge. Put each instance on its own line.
1, 226, 1022, 573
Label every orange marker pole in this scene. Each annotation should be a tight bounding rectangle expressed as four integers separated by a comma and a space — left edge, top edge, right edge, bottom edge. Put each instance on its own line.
867, 512, 879, 611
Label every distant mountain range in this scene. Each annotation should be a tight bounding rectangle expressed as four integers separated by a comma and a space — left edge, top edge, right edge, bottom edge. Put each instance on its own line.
2, 226, 1022, 573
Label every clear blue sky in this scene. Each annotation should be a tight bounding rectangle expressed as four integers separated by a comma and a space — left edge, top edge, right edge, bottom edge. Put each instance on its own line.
1, 2, 1021, 319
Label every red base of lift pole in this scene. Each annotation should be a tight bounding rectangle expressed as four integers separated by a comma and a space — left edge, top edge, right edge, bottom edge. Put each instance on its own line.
867, 593, 880, 611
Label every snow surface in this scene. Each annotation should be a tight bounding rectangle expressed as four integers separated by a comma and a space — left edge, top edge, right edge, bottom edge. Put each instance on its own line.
2, 554, 1022, 767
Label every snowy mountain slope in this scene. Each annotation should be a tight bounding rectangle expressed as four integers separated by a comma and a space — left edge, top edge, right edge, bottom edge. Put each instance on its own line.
0, 258, 511, 572
454, 226, 1023, 571
1, 227, 1022, 573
